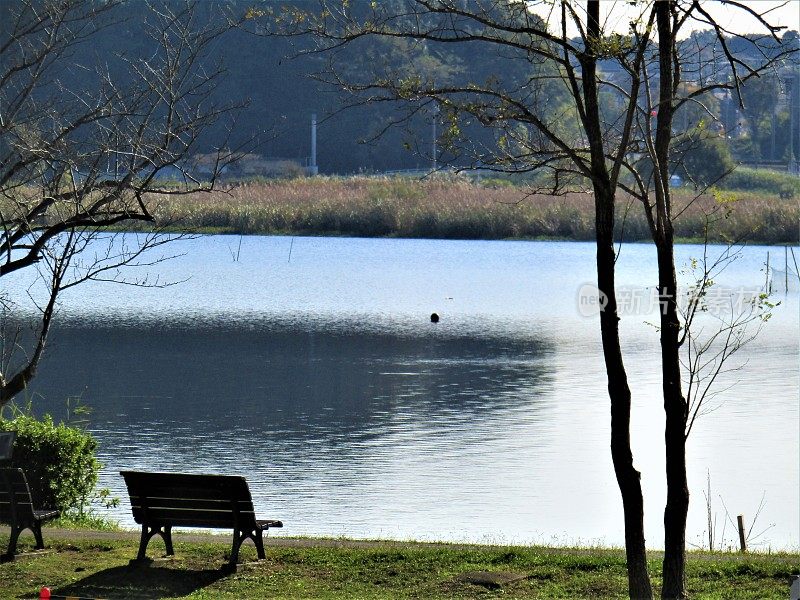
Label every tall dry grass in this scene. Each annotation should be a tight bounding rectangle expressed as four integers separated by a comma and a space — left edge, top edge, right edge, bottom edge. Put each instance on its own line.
148, 177, 799, 244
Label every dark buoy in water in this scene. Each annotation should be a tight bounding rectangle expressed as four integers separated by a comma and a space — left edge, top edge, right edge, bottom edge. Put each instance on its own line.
430, 312, 440, 323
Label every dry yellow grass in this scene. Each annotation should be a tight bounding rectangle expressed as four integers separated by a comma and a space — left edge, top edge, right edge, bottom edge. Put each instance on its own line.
147, 177, 799, 243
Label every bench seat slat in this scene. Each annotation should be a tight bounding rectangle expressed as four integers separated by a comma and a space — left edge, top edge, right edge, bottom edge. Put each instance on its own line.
0, 490, 34, 502
131, 508, 256, 525
131, 511, 256, 526
0, 493, 33, 504
0, 501, 34, 512
257, 519, 283, 528
32, 509, 59, 520
126, 487, 248, 501
132, 515, 250, 528
0, 482, 29, 493
128, 496, 254, 511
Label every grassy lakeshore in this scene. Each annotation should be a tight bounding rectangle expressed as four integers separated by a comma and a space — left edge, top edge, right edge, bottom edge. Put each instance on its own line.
148, 177, 800, 244
1, 531, 797, 599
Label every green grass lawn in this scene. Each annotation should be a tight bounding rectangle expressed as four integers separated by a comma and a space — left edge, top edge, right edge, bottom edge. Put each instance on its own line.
0, 532, 797, 599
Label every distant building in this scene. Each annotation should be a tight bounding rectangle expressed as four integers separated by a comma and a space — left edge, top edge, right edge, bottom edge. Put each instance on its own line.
187, 152, 307, 180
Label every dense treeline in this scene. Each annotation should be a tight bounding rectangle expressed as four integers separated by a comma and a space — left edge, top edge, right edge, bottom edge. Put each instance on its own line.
2, 1, 797, 175
2, 0, 540, 174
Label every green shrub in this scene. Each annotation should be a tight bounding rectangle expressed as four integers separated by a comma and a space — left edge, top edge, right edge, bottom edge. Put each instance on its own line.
0, 410, 103, 518
674, 132, 735, 187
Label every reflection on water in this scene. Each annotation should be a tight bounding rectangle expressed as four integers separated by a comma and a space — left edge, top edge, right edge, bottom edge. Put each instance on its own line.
29, 317, 558, 541
5, 236, 799, 548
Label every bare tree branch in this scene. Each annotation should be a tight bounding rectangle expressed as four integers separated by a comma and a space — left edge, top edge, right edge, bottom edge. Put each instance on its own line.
0, 0, 251, 404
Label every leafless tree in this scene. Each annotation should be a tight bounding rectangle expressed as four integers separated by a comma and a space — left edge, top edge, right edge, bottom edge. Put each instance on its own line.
0, 0, 248, 405
258, 1, 797, 598
678, 240, 778, 439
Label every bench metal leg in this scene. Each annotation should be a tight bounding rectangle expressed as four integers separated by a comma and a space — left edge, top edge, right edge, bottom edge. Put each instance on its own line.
254, 528, 265, 560
136, 525, 150, 560
229, 527, 265, 567
229, 530, 244, 566
163, 526, 174, 555
1, 524, 22, 561
32, 521, 45, 550
136, 524, 174, 561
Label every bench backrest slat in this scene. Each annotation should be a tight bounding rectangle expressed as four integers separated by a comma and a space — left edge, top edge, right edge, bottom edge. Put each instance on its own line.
0, 432, 15, 462
0, 468, 35, 522
120, 471, 257, 529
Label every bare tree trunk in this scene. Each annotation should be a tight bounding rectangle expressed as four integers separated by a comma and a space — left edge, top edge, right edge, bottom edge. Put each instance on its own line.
655, 5, 689, 597
659, 241, 689, 600
0, 0, 247, 406
659, 260, 689, 598
584, 4, 652, 594
596, 184, 653, 600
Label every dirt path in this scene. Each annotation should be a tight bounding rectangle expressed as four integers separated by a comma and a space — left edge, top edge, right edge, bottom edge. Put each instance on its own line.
2, 527, 796, 564
1, 527, 494, 550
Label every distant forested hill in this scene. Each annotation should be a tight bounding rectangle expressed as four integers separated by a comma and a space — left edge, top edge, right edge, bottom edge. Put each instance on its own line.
2, 0, 797, 174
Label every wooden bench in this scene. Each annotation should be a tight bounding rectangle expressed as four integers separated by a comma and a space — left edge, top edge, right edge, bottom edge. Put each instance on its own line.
120, 471, 283, 569
0, 468, 60, 561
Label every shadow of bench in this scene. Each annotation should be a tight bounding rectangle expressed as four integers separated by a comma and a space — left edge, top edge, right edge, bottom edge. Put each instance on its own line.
53, 563, 229, 600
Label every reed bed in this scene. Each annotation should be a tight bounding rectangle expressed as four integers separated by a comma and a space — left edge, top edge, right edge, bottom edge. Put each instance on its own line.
149, 177, 799, 244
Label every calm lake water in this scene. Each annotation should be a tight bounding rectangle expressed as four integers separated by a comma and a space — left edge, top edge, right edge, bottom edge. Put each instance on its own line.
4, 235, 799, 550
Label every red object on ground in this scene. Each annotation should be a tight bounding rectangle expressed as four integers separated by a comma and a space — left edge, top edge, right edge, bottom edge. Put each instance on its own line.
650, 109, 658, 117
39, 588, 51, 599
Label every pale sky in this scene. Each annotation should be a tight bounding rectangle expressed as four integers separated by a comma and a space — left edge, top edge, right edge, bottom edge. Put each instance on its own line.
529, 1, 800, 39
